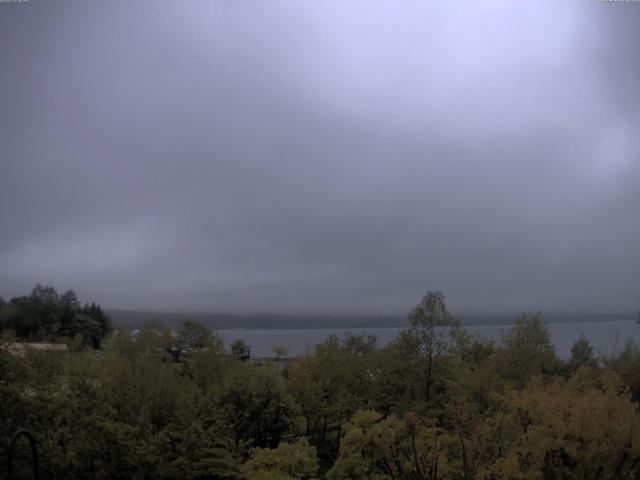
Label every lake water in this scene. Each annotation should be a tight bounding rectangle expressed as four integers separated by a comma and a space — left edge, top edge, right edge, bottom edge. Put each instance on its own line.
218, 320, 640, 359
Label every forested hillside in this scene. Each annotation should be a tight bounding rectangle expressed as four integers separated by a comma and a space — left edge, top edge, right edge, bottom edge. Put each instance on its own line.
1, 290, 640, 479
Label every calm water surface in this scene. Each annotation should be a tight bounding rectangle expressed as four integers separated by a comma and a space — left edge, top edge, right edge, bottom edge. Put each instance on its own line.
218, 321, 640, 359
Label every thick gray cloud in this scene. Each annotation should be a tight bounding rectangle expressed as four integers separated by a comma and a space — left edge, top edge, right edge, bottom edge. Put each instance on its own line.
0, 0, 638, 315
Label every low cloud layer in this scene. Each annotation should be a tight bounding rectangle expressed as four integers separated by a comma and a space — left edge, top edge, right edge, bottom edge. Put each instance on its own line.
1, 1, 638, 315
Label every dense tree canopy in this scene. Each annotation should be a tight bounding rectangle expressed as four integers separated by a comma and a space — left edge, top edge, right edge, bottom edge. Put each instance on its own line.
1, 289, 639, 479
0, 284, 111, 348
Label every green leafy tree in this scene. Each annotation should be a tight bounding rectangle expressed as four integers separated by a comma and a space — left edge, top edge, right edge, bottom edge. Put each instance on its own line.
568, 335, 598, 374
80, 301, 112, 339
451, 328, 495, 365
494, 311, 559, 386
57, 289, 80, 338
342, 332, 377, 356
328, 410, 454, 480
243, 438, 319, 480
215, 364, 300, 448
104, 327, 170, 361
176, 319, 222, 352
185, 346, 235, 390
404, 291, 459, 403
479, 372, 640, 479
150, 424, 242, 479
446, 329, 500, 413
604, 339, 640, 400
71, 313, 103, 349
287, 335, 369, 450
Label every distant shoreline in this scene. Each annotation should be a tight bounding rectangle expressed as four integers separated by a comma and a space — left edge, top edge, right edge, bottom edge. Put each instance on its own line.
216, 319, 639, 331
107, 309, 636, 330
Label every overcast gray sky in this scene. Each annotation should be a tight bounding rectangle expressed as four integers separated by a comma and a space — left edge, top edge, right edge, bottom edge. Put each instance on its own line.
0, 1, 638, 315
